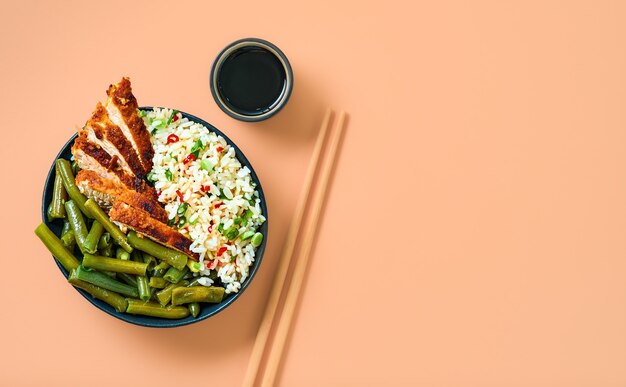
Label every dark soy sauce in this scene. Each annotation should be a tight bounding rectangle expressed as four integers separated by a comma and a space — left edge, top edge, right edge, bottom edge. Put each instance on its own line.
217, 46, 287, 116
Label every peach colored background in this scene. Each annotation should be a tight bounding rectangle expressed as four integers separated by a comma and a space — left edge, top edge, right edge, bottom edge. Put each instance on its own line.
2, 0, 626, 386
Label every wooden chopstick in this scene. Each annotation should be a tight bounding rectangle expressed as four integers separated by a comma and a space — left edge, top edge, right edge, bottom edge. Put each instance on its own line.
242, 109, 334, 387
260, 111, 346, 387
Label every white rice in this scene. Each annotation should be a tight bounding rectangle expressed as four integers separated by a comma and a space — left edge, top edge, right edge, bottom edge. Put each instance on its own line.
143, 108, 266, 294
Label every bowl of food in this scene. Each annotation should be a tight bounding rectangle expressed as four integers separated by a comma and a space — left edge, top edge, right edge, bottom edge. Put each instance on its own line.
36, 78, 268, 327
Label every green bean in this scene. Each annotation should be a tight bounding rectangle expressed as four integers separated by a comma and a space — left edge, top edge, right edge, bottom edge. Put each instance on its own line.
65, 200, 89, 254
148, 277, 168, 289
133, 252, 151, 301
186, 260, 202, 273
251, 232, 263, 247
152, 261, 171, 277
71, 160, 80, 175
116, 247, 130, 261
46, 203, 54, 222
188, 303, 200, 318
99, 243, 113, 257
171, 286, 225, 305
83, 254, 147, 276
35, 223, 80, 271
127, 231, 187, 270
156, 280, 188, 306
142, 253, 157, 272
117, 273, 138, 287
97, 232, 111, 250
60, 229, 76, 251
50, 167, 68, 219
68, 271, 127, 313
56, 159, 92, 218
164, 266, 189, 284
61, 219, 71, 235
73, 265, 139, 298
83, 220, 104, 254
84, 199, 132, 253
125, 299, 190, 319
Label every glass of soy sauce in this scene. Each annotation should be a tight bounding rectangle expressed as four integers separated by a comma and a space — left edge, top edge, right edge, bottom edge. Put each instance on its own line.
210, 38, 293, 122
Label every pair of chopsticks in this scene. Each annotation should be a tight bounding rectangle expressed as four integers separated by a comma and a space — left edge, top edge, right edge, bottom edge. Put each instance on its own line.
243, 109, 346, 387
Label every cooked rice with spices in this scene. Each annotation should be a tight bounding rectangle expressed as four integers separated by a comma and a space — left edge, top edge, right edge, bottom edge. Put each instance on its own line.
144, 108, 265, 294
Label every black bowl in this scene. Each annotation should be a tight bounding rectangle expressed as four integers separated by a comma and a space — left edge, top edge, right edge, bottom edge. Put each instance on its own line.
41, 108, 268, 327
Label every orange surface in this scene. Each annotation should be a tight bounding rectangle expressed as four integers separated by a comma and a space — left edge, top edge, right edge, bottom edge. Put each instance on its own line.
2, 1, 626, 386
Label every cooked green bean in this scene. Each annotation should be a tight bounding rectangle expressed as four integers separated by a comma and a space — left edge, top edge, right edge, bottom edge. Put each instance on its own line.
187, 260, 202, 273
83, 220, 104, 254
71, 160, 80, 175
148, 277, 168, 289
127, 231, 187, 270
50, 168, 68, 219
68, 271, 127, 313
65, 200, 89, 254
156, 280, 188, 306
164, 266, 189, 284
133, 252, 151, 301
142, 253, 156, 272
152, 261, 171, 277
83, 254, 147, 275
85, 199, 133, 253
116, 247, 130, 261
118, 273, 138, 287
60, 229, 76, 251
171, 286, 225, 305
126, 299, 190, 319
61, 219, 71, 234
74, 265, 139, 298
56, 159, 92, 218
35, 223, 79, 271
46, 203, 54, 222
99, 243, 113, 257
188, 302, 200, 318
97, 232, 111, 250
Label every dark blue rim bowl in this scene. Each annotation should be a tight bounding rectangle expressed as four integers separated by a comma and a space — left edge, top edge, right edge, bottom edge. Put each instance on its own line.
41, 107, 268, 328
210, 37, 294, 122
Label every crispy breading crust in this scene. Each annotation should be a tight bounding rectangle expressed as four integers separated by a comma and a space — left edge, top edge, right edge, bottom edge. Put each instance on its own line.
115, 191, 168, 223
72, 136, 156, 199
75, 170, 126, 208
106, 77, 154, 173
87, 102, 146, 178
109, 201, 198, 260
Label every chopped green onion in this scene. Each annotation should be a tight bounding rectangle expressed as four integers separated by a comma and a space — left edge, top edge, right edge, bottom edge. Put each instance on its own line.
137, 109, 146, 118
147, 171, 156, 182
178, 216, 186, 228
217, 223, 224, 233
151, 128, 158, 136
166, 110, 179, 125
167, 218, 176, 227
200, 159, 215, 172
241, 230, 255, 241
188, 213, 199, 225
190, 139, 204, 154
177, 203, 188, 216
165, 169, 173, 181
224, 226, 239, 241
251, 232, 263, 247
234, 217, 243, 225
242, 209, 253, 222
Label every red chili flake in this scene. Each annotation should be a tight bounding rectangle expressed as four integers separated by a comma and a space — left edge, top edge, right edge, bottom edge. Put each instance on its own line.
214, 201, 223, 208
201, 184, 211, 192
216, 146, 224, 153
176, 190, 185, 202
172, 114, 179, 122
183, 153, 196, 164
166, 134, 180, 144
217, 246, 228, 257
207, 224, 213, 233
